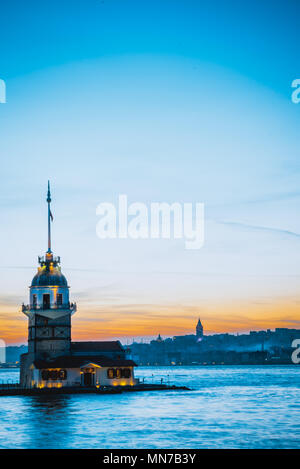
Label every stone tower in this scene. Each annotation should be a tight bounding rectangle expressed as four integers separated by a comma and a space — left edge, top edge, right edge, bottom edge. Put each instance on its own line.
23, 252, 76, 359
20, 182, 76, 386
196, 318, 203, 340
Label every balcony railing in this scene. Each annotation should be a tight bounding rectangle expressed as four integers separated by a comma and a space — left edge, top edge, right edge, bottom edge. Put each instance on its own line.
22, 302, 77, 313
38, 255, 61, 264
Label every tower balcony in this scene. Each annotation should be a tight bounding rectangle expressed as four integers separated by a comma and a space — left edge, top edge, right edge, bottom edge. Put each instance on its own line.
38, 255, 61, 265
22, 302, 77, 318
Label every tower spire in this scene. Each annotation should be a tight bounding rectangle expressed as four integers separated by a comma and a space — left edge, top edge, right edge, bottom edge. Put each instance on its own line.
46, 180, 53, 253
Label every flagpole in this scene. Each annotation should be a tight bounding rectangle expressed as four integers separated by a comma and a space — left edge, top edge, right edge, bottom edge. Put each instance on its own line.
47, 181, 51, 253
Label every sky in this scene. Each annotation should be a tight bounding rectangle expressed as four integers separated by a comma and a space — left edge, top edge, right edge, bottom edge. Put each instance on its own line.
0, 0, 300, 344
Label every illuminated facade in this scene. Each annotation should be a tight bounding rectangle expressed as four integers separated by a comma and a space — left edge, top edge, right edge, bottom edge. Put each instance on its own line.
20, 182, 137, 389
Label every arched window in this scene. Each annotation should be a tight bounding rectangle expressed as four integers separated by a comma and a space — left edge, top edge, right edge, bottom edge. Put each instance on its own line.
41, 369, 67, 380
49, 370, 58, 380
32, 294, 37, 307
59, 369, 67, 380
122, 368, 131, 378
43, 294, 50, 309
57, 294, 63, 306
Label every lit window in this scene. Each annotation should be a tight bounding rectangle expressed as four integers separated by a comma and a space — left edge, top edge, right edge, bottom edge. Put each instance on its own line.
41, 369, 67, 381
59, 369, 67, 380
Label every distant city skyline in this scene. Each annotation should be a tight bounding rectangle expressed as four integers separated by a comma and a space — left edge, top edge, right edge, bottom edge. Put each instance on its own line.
0, 1, 300, 344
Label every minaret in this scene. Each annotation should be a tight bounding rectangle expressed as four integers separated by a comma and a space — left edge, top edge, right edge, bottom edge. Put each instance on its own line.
196, 318, 203, 340
21, 182, 76, 361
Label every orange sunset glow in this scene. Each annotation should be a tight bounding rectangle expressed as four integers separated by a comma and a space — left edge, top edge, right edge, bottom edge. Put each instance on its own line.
1, 297, 299, 345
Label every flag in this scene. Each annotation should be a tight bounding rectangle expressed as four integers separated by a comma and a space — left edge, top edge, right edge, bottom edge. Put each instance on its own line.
50, 210, 53, 221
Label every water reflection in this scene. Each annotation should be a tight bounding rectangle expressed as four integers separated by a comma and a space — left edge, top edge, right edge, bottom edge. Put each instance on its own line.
0, 394, 73, 449
25, 395, 73, 449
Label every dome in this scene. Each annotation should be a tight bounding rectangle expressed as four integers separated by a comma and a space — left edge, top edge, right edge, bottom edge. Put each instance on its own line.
31, 268, 68, 287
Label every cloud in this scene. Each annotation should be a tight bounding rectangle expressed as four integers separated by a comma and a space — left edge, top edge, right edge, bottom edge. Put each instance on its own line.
218, 220, 300, 239
240, 191, 300, 206
0, 294, 24, 306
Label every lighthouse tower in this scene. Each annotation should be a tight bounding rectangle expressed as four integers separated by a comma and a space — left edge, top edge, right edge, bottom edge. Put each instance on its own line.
20, 182, 76, 386
20, 182, 137, 390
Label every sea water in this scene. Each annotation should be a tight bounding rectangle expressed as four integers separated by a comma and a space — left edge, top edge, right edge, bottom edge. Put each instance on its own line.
0, 365, 299, 448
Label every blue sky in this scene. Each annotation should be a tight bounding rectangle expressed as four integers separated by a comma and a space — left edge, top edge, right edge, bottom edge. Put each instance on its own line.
0, 0, 299, 343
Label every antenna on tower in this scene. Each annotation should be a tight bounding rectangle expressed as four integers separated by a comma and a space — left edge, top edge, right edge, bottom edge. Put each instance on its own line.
47, 181, 53, 253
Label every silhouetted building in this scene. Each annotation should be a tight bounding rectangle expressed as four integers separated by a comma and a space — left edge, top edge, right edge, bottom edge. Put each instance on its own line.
129, 319, 300, 366
156, 334, 163, 342
196, 318, 203, 340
